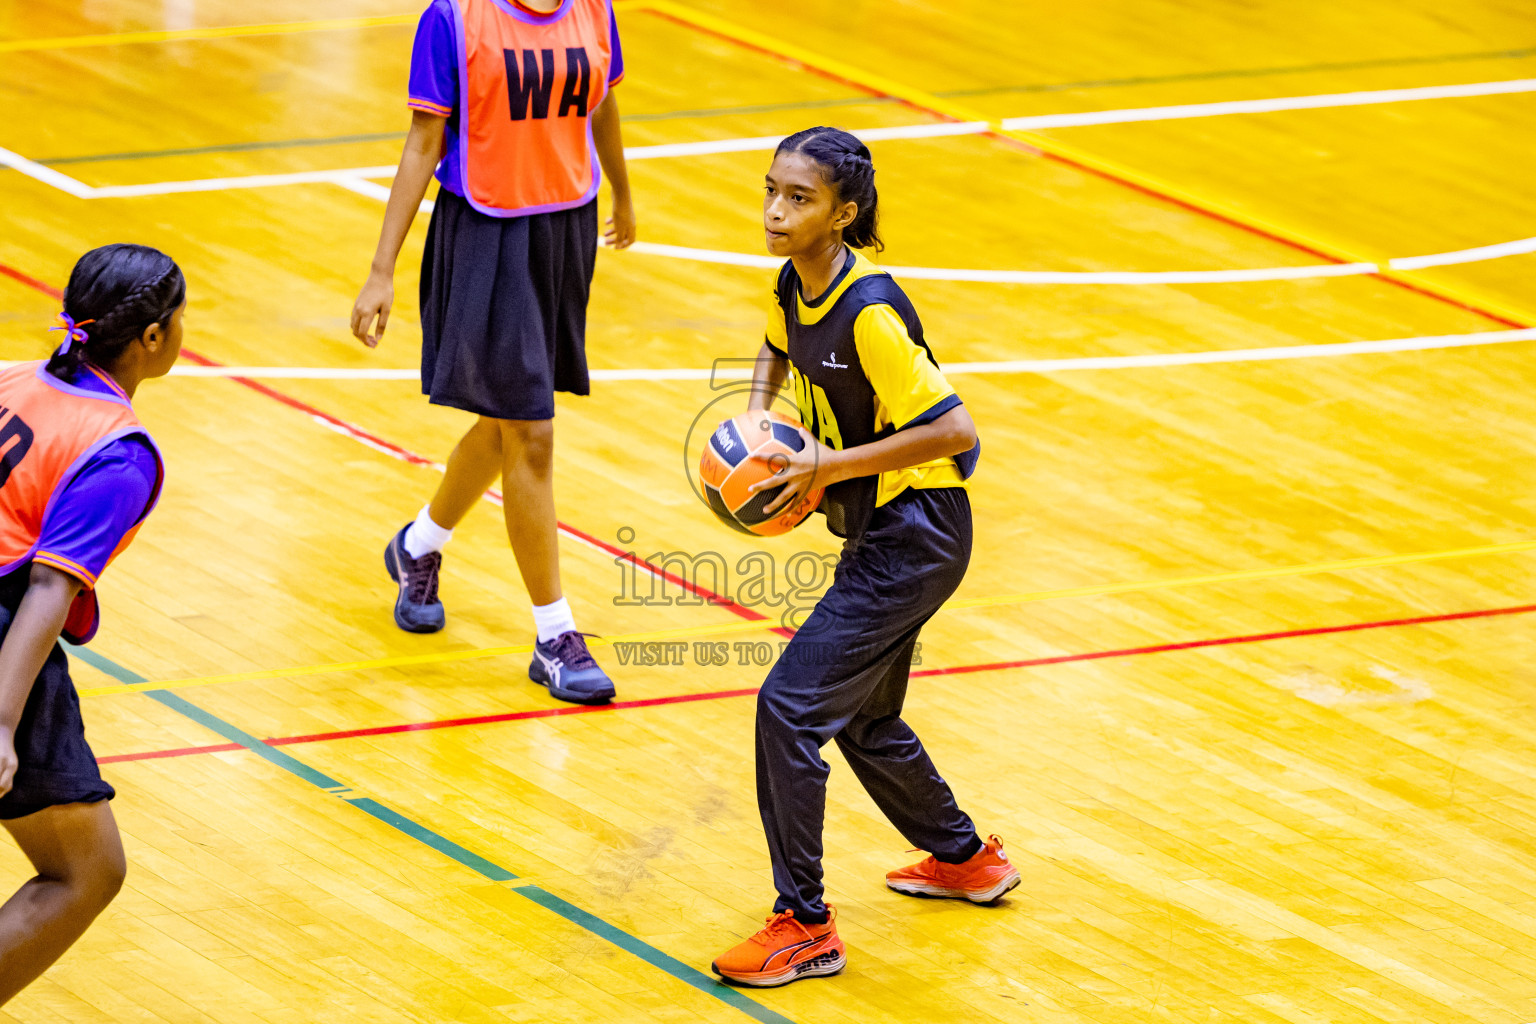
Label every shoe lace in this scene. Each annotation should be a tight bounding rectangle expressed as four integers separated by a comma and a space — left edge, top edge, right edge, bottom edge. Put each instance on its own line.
754, 905, 834, 944
753, 910, 803, 944
547, 630, 600, 670
404, 550, 441, 604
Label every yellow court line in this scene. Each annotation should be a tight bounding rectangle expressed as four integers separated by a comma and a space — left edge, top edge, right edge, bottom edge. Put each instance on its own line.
7, 1, 1531, 326
0, 2, 646, 54
75, 617, 786, 697
78, 537, 1536, 698
0, 15, 414, 53
641, 0, 1535, 328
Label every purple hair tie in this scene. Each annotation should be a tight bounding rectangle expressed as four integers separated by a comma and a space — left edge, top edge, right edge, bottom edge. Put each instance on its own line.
49, 312, 95, 355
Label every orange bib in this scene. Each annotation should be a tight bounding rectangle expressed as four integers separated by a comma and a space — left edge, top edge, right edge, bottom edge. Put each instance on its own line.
0, 362, 163, 643
450, 0, 615, 216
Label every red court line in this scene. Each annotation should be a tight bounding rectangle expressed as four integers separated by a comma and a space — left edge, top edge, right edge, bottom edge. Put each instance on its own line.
0, 262, 62, 300
176, 347, 786, 633
178, 348, 436, 469
267, 686, 761, 746
97, 600, 1536, 765
2, 263, 786, 635
645, 9, 1525, 330
98, 741, 242, 763
911, 601, 1536, 679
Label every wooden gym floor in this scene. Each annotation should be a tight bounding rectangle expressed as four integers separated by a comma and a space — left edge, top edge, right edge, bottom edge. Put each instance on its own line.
2, 1, 1536, 1021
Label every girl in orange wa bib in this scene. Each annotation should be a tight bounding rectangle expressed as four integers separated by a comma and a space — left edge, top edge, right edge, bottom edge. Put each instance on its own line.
352, 0, 634, 705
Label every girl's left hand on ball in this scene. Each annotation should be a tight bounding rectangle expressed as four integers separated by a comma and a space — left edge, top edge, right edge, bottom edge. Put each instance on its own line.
751, 439, 839, 516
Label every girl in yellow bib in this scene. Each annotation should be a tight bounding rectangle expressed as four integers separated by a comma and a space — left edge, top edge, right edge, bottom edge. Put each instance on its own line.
710, 129, 1018, 988
352, 0, 634, 705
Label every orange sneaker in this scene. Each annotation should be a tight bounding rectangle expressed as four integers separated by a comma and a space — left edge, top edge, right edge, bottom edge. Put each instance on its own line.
711, 907, 846, 987
885, 834, 1021, 903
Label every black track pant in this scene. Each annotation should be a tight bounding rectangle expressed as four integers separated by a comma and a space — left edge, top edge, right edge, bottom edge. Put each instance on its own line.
756, 487, 981, 921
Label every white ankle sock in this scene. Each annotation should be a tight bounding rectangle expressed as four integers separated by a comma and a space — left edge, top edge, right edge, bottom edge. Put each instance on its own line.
403, 505, 453, 559
532, 597, 577, 643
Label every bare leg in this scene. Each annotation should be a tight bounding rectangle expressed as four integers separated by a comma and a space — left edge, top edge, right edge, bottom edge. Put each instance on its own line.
427, 417, 505, 530
499, 419, 561, 606
0, 801, 126, 1006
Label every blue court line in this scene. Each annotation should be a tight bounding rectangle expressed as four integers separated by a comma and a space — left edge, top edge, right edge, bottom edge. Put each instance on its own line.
68, 643, 798, 1024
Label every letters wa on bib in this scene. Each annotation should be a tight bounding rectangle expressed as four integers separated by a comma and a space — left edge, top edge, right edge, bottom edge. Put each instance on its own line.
408, 0, 625, 420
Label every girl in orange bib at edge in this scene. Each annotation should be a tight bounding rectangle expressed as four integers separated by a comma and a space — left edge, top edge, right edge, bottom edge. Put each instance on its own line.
0, 244, 185, 1006
352, 0, 635, 706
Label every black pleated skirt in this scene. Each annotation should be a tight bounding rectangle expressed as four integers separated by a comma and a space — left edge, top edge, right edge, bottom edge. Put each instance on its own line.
419, 188, 598, 420
0, 574, 114, 820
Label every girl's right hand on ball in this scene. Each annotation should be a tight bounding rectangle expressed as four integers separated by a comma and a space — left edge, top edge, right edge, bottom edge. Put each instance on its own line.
351, 272, 394, 348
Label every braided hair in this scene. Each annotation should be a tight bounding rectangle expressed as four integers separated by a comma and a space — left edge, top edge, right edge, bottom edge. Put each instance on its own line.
775, 127, 883, 253
47, 244, 185, 380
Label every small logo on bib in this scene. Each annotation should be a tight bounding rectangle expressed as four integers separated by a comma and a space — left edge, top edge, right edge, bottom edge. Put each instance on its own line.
821, 351, 849, 370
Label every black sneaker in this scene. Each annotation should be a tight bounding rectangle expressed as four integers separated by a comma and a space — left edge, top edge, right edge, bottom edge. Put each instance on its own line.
383, 525, 445, 633
530, 631, 616, 705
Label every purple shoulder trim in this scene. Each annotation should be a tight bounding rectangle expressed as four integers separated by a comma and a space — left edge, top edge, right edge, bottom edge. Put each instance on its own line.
0, 428, 165, 580
486, 0, 574, 22
32, 361, 131, 407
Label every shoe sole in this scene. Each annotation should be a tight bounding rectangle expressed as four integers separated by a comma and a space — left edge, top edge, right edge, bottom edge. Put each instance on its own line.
887, 868, 1021, 904
384, 541, 444, 634
529, 660, 615, 705
711, 949, 846, 987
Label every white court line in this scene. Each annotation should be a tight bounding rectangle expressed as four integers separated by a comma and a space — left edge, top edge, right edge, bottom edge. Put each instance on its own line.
622, 238, 1536, 284
10, 76, 1532, 199
624, 241, 1387, 283
11, 151, 1535, 285
1001, 78, 1536, 130
626, 242, 779, 270
69, 326, 1525, 381
623, 120, 990, 159
169, 365, 421, 379
90, 165, 398, 198
939, 327, 1536, 373
0, 145, 95, 198
68, 124, 985, 197
332, 177, 394, 203
6, 94, 1536, 284
1390, 235, 1536, 270
16, 123, 979, 200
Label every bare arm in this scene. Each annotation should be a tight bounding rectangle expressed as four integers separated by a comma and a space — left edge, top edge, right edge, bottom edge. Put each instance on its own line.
752, 404, 978, 515
591, 91, 635, 249
748, 342, 790, 411
823, 404, 976, 483
351, 110, 448, 347
0, 565, 84, 796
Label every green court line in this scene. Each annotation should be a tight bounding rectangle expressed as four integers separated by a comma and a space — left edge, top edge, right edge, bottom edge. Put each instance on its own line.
68, 643, 799, 1024
39, 132, 405, 165
20, 43, 1536, 168
340, 796, 518, 883
67, 642, 145, 680
942, 44, 1536, 98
